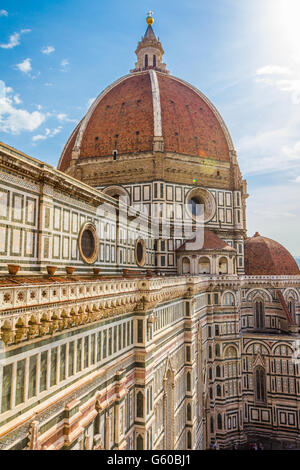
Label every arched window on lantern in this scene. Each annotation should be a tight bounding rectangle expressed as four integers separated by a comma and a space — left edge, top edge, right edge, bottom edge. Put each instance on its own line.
254, 366, 266, 403
145, 54, 148, 68
153, 55, 156, 67
254, 300, 264, 329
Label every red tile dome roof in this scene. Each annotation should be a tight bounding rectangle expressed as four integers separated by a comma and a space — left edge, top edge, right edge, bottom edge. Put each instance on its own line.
57, 70, 234, 172
244, 232, 300, 276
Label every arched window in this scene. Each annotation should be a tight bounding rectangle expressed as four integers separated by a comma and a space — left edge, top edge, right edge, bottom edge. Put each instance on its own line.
216, 365, 221, 377
145, 54, 148, 67
209, 387, 213, 399
186, 372, 191, 391
215, 344, 220, 357
153, 54, 156, 67
225, 346, 237, 358
209, 345, 212, 359
187, 403, 191, 421
223, 292, 235, 306
210, 416, 214, 433
215, 325, 220, 336
218, 257, 228, 274
199, 257, 210, 274
137, 434, 143, 450
216, 384, 221, 397
187, 431, 192, 449
182, 257, 191, 274
209, 367, 212, 380
136, 392, 144, 418
254, 300, 264, 329
217, 413, 222, 430
255, 366, 266, 403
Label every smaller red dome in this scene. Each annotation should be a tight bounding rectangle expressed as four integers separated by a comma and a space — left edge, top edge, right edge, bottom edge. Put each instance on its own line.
244, 232, 299, 276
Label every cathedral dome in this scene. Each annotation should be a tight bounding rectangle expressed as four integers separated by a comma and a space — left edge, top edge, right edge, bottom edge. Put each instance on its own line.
57, 71, 233, 172
244, 232, 299, 276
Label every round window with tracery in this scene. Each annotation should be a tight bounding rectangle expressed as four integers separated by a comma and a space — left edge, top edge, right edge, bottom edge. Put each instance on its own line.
185, 187, 216, 223
78, 223, 99, 264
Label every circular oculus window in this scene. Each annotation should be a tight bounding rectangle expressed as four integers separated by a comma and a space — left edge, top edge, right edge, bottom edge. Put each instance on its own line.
135, 239, 146, 267
78, 223, 99, 264
185, 187, 216, 223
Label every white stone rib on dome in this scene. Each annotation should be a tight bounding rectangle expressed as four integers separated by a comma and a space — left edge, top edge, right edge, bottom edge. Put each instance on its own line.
149, 70, 162, 137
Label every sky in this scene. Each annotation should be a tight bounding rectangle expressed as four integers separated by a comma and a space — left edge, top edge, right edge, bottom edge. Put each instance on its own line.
0, 0, 300, 255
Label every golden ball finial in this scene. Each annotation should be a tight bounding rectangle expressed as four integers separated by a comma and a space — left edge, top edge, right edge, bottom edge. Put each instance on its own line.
146, 11, 154, 26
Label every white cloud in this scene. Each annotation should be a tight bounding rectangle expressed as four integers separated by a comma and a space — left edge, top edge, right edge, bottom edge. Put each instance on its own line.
255, 64, 300, 104
41, 46, 55, 55
61, 59, 69, 67
0, 80, 46, 134
56, 113, 77, 123
282, 141, 300, 160
256, 65, 291, 76
32, 127, 62, 142
0, 9, 8, 16
57, 113, 67, 121
3, 85, 13, 94
44, 82, 53, 87
16, 58, 32, 74
87, 97, 96, 108
13, 95, 22, 105
0, 29, 31, 49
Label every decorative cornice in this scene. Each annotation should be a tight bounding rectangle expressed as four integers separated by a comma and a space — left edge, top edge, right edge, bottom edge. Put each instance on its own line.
0, 143, 118, 207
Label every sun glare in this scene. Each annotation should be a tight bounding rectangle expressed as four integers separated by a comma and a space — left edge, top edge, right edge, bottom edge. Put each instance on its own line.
275, 0, 300, 54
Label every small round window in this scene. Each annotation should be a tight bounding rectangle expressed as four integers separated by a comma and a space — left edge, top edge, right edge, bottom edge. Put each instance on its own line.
135, 239, 146, 267
78, 223, 99, 264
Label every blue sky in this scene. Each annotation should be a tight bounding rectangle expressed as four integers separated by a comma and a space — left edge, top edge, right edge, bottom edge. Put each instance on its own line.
1, 0, 300, 254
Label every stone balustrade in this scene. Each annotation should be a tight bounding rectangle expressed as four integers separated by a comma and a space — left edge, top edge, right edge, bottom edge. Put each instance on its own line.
1, 273, 299, 346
